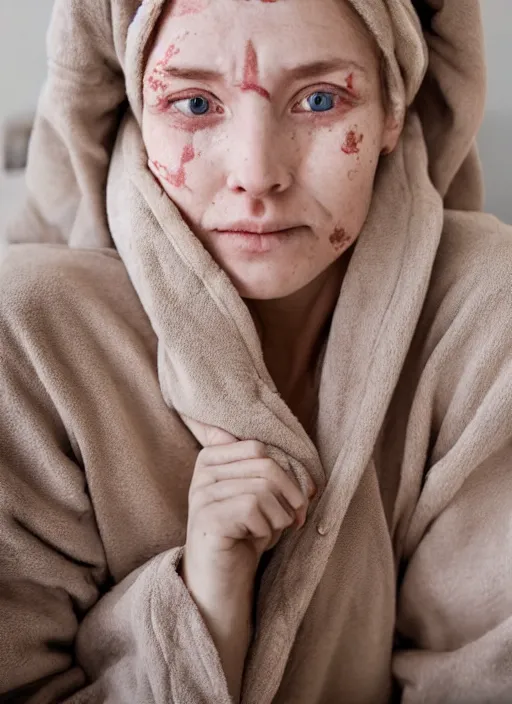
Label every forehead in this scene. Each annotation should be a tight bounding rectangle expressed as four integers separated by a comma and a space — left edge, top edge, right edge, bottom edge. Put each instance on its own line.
149, 0, 379, 74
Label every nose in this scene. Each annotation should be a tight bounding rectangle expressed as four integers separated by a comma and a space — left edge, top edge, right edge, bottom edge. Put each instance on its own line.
226, 113, 293, 198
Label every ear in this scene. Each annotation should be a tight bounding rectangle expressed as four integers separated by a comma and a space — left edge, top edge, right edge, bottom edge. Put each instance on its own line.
180, 415, 238, 447
380, 111, 404, 155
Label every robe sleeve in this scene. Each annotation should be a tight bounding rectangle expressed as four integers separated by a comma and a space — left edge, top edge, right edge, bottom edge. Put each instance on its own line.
5, 0, 131, 249
392, 249, 512, 703
393, 455, 512, 703
0, 266, 232, 703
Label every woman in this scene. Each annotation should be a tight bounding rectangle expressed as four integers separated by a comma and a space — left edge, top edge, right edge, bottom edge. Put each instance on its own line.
1, 0, 510, 702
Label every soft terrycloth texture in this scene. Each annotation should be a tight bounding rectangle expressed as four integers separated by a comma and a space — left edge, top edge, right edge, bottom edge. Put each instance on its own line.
3, 1, 512, 703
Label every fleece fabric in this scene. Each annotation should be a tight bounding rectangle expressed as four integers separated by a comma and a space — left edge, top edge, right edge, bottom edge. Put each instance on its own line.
3, 1, 512, 703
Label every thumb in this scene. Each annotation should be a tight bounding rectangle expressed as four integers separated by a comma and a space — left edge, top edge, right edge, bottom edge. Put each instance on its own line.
180, 415, 238, 447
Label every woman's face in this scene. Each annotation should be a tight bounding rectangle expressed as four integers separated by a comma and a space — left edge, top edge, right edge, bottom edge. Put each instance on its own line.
142, 0, 401, 300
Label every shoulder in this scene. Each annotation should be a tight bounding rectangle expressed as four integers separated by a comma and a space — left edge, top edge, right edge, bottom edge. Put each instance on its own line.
0, 243, 154, 356
431, 211, 512, 301
0, 243, 125, 298
421, 211, 512, 340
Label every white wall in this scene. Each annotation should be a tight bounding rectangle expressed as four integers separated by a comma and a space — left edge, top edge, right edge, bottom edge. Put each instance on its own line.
478, 0, 512, 224
0, 0, 54, 123
0, 0, 511, 222
0, 0, 54, 245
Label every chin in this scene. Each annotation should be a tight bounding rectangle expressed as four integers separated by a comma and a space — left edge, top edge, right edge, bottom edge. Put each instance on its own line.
229, 271, 304, 301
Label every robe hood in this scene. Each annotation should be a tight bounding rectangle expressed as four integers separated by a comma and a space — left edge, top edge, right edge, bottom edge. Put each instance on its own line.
100, 0, 485, 485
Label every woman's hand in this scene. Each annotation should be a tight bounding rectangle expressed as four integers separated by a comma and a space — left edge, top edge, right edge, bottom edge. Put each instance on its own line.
178, 416, 316, 702
180, 416, 316, 597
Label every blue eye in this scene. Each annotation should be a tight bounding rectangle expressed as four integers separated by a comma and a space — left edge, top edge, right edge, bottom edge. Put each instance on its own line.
189, 96, 210, 115
306, 92, 335, 112
174, 96, 211, 116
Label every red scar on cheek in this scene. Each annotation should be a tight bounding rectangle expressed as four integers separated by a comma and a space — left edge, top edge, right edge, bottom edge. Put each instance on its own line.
341, 130, 364, 155
237, 40, 271, 101
151, 144, 195, 188
329, 227, 352, 253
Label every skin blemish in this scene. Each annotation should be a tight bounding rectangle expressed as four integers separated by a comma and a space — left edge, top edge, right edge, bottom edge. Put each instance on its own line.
145, 43, 182, 110
171, 0, 209, 16
341, 129, 364, 155
329, 227, 352, 253
348, 169, 358, 181
344, 72, 360, 100
151, 144, 195, 188
157, 44, 181, 71
237, 40, 271, 101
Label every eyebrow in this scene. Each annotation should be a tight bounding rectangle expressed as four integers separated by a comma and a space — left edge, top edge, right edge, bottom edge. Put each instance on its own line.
161, 58, 368, 83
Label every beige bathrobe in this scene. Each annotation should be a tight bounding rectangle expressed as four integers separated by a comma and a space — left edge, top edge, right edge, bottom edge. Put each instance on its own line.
2, 0, 512, 702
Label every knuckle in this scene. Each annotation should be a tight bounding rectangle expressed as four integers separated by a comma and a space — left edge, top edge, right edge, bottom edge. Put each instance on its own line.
261, 458, 279, 477
252, 477, 268, 494
248, 440, 267, 458
242, 494, 260, 515
279, 513, 295, 530
196, 447, 211, 466
188, 489, 207, 515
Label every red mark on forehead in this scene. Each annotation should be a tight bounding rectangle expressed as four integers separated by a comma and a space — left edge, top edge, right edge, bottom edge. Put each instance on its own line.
341, 130, 364, 155
159, 44, 180, 67
238, 41, 271, 101
145, 43, 181, 109
151, 144, 195, 189
329, 227, 352, 253
171, 0, 208, 15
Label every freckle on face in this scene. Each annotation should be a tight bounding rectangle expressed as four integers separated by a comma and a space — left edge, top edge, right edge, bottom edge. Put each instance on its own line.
329, 227, 352, 253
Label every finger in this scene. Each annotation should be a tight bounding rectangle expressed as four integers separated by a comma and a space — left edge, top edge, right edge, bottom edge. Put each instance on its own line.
216, 493, 294, 540
255, 490, 296, 534
199, 494, 274, 542
197, 439, 267, 467
181, 415, 238, 447
193, 458, 308, 511
193, 477, 298, 521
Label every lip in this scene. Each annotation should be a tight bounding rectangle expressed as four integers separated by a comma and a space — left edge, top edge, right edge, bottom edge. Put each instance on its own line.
213, 227, 304, 254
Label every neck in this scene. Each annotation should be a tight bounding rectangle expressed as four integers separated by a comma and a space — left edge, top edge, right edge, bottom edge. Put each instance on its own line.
244, 253, 351, 395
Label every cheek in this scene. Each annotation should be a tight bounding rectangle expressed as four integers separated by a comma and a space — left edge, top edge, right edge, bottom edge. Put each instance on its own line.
143, 116, 201, 193
299, 124, 381, 253
142, 113, 227, 226
302, 125, 377, 205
